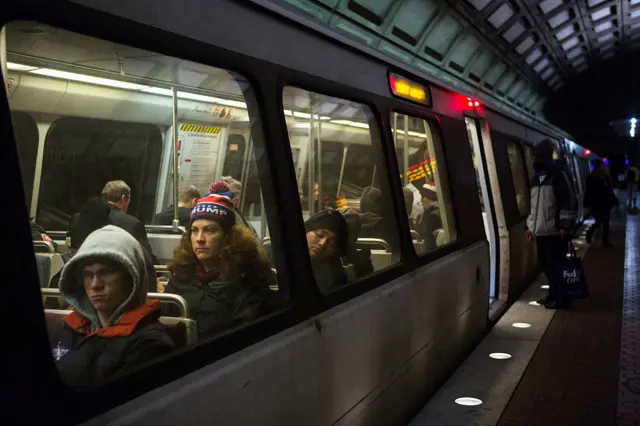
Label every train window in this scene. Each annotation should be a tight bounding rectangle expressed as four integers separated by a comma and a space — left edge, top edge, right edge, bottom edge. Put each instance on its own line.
11, 112, 39, 211
506, 141, 530, 216
5, 21, 287, 387
524, 145, 535, 179
282, 87, 401, 293
391, 113, 457, 254
38, 118, 163, 229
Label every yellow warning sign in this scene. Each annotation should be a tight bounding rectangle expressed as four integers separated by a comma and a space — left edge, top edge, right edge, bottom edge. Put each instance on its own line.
180, 123, 221, 134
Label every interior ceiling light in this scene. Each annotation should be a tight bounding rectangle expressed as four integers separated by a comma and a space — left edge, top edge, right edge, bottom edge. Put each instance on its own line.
512, 322, 532, 328
454, 397, 483, 406
489, 353, 512, 360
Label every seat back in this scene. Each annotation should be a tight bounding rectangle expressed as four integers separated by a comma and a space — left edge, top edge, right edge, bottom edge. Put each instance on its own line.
343, 264, 357, 281
148, 234, 182, 264
35, 253, 64, 288
356, 238, 394, 271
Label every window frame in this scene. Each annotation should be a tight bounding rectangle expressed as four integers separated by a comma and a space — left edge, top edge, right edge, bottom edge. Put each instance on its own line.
1, 14, 306, 424
388, 109, 460, 257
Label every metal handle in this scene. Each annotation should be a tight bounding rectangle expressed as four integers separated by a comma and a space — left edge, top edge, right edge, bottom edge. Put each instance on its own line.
155, 264, 169, 272
145, 225, 185, 234
33, 241, 56, 253
41, 288, 189, 318
356, 238, 392, 252
410, 230, 420, 240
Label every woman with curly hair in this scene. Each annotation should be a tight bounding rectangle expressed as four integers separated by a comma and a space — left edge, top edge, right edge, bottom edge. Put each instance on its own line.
164, 193, 275, 340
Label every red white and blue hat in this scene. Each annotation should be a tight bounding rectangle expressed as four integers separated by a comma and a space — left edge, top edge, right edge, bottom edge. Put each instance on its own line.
190, 194, 236, 230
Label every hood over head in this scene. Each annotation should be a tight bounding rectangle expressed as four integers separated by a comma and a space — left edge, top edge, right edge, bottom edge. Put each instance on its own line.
58, 225, 151, 330
360, 186, 382, 216
337, 207, 361, 249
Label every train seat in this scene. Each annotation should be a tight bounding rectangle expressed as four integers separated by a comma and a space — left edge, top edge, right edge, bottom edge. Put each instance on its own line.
148, 234, 182, 264
356, 238, 394, 271
35, 253, 64, 288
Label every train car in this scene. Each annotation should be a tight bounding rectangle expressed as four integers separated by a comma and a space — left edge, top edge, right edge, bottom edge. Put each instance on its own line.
1, 1, 595, 425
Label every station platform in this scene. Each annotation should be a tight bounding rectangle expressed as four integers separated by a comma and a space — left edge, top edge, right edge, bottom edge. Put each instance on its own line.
410, 210, 640, 425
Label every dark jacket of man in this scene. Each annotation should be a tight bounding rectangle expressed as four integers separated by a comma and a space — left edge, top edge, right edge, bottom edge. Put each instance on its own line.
106, 204, 158, 264
152, 206, 191, 228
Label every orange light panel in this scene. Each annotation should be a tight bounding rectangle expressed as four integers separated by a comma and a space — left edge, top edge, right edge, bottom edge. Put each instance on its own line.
389, 73, 430, 105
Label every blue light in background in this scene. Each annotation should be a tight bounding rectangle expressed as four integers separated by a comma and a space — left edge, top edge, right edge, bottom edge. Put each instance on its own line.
626, 158, 630, 166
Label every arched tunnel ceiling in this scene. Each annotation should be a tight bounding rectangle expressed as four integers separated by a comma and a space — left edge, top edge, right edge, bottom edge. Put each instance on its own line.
261, 0, 638, 153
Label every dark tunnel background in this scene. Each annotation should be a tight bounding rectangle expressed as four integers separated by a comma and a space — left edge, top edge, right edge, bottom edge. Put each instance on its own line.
544, 52, 640, 178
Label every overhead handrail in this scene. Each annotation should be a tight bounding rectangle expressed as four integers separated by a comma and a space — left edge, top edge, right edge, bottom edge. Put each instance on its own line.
41, 288, 189, 317
33, 241, 56, 254
356, 238, 392, 252
145, 225, 185, 234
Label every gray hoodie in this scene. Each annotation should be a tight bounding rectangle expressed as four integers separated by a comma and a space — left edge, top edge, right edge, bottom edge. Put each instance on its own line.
58, 225, 151, 331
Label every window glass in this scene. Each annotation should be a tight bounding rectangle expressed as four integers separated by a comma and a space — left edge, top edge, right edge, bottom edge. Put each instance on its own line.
5, 21, 286, 387
506, 141, 530, 216
11, 112, 39, 211
524, 145, 535, 179
391, 112, 457, 254
282, 87, 400, 293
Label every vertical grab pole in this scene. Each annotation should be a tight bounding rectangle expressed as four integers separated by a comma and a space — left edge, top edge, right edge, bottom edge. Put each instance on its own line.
403, 115, 409, 187
308, 108, 314, 216
315, 105, 322, 211
337, 146, 348, 198
171, 87, 180, 230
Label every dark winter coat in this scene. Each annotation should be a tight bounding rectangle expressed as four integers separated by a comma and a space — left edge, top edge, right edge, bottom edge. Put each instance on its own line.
48, 301, 174, 387
152, 206, 192, 228
526, 166, 577, 236
107, 204, 158, 264
415, 204, 443, 250
584, 173, 618, 213
165, 263, 275, 339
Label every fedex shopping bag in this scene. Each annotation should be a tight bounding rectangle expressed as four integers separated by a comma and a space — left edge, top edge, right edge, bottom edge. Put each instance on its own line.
559, 242, 589, 299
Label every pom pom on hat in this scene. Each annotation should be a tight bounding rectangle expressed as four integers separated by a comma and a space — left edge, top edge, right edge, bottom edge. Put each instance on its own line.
208, 180, 235, 201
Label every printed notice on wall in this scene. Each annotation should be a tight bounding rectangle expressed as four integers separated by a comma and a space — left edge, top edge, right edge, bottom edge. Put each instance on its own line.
178, 123, 222, 196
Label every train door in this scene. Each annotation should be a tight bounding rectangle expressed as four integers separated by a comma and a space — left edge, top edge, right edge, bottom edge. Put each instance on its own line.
464, 117, 508, 308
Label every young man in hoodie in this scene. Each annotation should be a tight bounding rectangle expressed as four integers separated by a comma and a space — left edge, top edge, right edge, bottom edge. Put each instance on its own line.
48, 225, 174, 387
525, 140, 577, 309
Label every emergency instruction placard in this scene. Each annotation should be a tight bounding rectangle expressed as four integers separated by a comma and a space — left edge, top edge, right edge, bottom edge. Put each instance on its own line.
178, 123, 222, 196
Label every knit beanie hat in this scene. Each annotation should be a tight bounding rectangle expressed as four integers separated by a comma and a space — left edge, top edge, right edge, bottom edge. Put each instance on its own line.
304, 209, 348, 256
190, 194, 236, 231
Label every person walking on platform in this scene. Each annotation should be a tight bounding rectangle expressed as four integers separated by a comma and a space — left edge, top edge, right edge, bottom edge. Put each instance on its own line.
585, 159, 619, 247
625, 164, 639, 208
525, 140, 577, 309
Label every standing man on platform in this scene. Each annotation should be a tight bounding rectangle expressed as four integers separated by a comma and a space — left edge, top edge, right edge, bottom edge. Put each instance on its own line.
525, 140, 577, 309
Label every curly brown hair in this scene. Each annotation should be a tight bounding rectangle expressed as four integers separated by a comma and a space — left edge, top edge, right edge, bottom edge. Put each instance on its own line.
170, 224, 271, 280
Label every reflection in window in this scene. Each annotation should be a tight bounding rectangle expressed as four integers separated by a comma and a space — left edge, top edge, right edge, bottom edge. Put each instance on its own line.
506, 141, 530, 216
391, 113, 457, 254
6, 21, 286, 387
39, 118, 162, 230
282, 87, 400, 293
11, 112, 39, 211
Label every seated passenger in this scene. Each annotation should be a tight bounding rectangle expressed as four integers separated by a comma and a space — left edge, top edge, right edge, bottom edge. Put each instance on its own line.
100, 180, 158, 264
220, 176, 243, 210
338, 207, 373, 278
209, 180, 257, 235
415, 184, 442, 250
305, 210, 348, 292
152, 185, 200, 228
30, 219, 53, 243
358, 186, 394, 246
165, 194, 274, 339
48, 225, 174, 387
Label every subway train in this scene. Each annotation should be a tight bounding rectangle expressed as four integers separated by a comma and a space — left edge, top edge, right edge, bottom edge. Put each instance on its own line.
1, 1, 595, 425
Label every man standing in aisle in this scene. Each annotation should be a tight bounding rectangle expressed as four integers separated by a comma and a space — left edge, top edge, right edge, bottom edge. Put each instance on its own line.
525, 140, 577, 309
